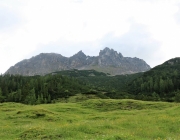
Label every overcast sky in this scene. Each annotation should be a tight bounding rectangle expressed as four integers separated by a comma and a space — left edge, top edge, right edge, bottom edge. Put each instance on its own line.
1, 0, 180, 74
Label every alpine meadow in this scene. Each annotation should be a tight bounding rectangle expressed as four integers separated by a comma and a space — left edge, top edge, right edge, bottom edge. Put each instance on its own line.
1, 57, 180, 139
1, 0, 180, 139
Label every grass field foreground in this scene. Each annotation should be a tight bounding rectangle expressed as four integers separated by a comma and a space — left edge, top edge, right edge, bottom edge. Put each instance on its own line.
0, 98, 180, 140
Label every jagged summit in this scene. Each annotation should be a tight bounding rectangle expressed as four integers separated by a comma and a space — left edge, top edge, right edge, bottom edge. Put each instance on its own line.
73, 50, 87, 58
100, 47, 123, 58
101, 47, 111, 54
5, 47, 151, 76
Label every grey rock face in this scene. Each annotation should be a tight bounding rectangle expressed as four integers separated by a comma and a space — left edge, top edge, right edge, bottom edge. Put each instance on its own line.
5, 47, 151, 76
98, 47, 123, 66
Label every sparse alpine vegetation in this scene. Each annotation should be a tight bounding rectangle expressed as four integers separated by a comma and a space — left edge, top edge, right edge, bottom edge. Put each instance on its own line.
0, 99, 180, 140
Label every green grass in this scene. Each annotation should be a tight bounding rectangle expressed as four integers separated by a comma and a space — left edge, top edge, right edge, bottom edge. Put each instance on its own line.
0, 98, 180, 140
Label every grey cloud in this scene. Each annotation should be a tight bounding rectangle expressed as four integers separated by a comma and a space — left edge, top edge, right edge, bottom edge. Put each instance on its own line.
175, 4, 180, 24
28, 21, 162, 68
99, 21, 162, 67
28, 40, 101, 59
0, 6, 22, 31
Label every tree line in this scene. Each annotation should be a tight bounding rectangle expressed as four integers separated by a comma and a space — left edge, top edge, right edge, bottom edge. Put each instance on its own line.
128, 61, 180, 102
1, 58, 180, 104
0, 74, 89, 104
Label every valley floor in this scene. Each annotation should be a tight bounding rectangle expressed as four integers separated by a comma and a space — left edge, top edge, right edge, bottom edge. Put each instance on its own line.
0, 98, 180, 140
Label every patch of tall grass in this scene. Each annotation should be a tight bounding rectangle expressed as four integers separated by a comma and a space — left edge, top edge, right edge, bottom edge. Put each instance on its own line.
0, 99, 180, 139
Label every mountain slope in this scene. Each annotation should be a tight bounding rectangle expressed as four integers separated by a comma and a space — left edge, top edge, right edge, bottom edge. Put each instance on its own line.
128, 57, 180, 101
5, 47, 150, 76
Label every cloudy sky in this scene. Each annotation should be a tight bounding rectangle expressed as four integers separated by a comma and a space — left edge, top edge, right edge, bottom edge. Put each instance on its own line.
1, 0, 180, 74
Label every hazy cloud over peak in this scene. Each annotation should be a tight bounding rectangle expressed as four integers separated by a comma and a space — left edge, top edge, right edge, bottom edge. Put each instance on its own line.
28, 20, 162, 68
1, 0, 180, 73
99, 21, 162, 67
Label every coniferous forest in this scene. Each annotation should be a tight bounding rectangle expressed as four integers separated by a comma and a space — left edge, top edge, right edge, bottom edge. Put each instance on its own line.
128, 58, 180, 102
0, 74, 89, 104
1, 58, 180, 104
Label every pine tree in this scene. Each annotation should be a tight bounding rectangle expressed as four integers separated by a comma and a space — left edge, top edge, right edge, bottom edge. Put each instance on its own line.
17, 89, 22, 102
36, 95, 41, 104
40, 93, 44, 103
167, 79, 174, 91
0, 88, 2, 97
159, 79, 165, 93
153, 79, 159, 92
44, 98, 47, 104
47, 94, 51, 103
149, 77, 153, 92
175, 90, 180, 102
141, 83, 144, 91
0, 88, 4, 102
30, 88, 37, 105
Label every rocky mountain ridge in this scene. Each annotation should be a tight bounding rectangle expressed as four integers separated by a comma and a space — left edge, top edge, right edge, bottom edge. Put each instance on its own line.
5, 47, 151, 76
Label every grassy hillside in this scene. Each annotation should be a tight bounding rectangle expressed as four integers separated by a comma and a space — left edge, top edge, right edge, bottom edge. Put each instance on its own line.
0, 98, 180, 140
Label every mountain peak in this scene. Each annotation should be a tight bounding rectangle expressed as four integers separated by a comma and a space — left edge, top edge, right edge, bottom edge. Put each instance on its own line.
5, 48, 150, 76
77, 50, 85, 55
103, 47, 111, 51
73, 50, 86, 58
100, 47, 113, 55
100, 47, 123, 58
